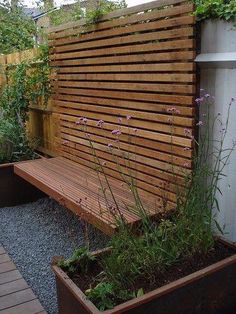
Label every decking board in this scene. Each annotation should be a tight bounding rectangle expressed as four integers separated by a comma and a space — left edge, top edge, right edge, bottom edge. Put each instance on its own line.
0, 246, 46, 313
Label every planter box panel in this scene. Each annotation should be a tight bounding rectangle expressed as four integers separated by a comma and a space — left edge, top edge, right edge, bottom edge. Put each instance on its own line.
53, 240, 236, 314
0, 163, 45, 207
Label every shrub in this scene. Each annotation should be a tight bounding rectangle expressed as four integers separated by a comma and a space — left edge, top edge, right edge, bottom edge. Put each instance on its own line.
194, 0, 236, 21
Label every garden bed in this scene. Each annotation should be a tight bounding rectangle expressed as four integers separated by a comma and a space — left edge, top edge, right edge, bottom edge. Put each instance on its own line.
53, 238, 236, 314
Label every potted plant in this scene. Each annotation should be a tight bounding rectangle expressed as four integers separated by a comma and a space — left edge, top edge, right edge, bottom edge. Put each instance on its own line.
52, 94, 236, 313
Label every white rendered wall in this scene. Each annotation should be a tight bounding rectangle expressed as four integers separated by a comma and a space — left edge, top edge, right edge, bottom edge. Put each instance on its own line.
196, 20, 236, 242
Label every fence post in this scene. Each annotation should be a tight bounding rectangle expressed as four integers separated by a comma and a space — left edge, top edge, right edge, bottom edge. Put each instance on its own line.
195, 20, 236, 241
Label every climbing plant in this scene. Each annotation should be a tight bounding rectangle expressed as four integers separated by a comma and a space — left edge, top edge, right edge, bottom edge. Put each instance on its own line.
0, 44, 50, 163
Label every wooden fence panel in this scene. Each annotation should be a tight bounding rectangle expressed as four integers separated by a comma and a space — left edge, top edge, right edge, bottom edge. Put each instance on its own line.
48, 0, 197, 211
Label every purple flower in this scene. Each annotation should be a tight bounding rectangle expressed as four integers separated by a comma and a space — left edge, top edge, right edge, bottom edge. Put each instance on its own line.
118, 117, 122, 124
111, 129, 121, 136
196, 121, 203, 126
96, 119, 104, 127
204, 94, 210, 98
195, 97, 204, 104
200, 88, 204, 92
108, 143, 113, 148
126, 115, 132, 120
83, 118, 87, 124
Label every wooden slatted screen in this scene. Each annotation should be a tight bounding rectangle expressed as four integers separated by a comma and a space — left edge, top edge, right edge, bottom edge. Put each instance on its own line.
48, 0, 196, 212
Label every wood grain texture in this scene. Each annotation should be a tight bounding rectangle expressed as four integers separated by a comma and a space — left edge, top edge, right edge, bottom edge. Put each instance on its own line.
0, 246, 46, 313
15, 1, 196, 234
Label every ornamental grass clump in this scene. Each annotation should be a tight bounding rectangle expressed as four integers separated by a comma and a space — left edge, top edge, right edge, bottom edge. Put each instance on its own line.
59, 92, 235, 310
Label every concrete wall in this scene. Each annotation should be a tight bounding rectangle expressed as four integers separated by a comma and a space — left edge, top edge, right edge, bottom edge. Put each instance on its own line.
196, 20, 236, 242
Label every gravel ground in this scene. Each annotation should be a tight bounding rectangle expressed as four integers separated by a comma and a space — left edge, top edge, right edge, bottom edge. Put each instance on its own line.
0, 197, 109, 314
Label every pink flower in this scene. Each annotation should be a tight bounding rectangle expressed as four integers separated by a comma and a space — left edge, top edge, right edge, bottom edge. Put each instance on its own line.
183, 162, 190, 168
75, 120, 80, 125
183, 147, 190, 151
133, 128, 138, 133
85, 133, 90, 138
102, 161, 106, 166
167, 117, 173, 123
196, 121, 203, 126
82, 118, 87, 124
108, 143, 113, 148
62, 140, 69, 145
111, 129, 121, 136
205, 94, 210, 98
126, 115, 132, 120
118, 117, 122, 124
96, 119, 104, 127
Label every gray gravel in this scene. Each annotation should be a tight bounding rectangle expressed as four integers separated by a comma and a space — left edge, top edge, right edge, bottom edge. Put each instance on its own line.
0, 197, 109, 314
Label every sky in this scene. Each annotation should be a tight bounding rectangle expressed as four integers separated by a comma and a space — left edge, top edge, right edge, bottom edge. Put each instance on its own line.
22, 0, 153, 8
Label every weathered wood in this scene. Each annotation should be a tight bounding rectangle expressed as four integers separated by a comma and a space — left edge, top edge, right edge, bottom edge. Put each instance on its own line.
0, 247, 46, 313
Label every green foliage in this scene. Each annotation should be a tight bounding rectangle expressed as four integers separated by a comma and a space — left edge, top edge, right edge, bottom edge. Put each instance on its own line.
0, 1, 36, 54
58, 247, 95, 274
68, 93, 235, 311
194, 0, 236, 21
0, 45, 50, 163
85, 283, 115, 311
86, 0, 127, 24
49, 2, 85, 26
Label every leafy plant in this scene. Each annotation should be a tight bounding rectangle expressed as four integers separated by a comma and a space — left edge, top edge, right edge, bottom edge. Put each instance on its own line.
194, 0, 236, 21
86, 0, 127, 24
0, 45, 50, 163
85, 283, 115, 311
58, 247, 95, 274
0, 1, 36, 54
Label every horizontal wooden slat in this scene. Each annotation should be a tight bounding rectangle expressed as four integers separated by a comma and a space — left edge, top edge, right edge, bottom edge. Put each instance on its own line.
55, 73, 195, 83
56, 62, 195, 74
52, 94, 195, 116
52, 38, 195, 60
52, 25, 194, 53
48, 0, 189, 35
50, 51, 196, 68
53, 87, 195, 105
52, 80, 195, 94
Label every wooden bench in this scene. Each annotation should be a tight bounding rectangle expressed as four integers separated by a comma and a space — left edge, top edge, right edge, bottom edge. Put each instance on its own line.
14, 157, 163, 235
14, 0, 196, 235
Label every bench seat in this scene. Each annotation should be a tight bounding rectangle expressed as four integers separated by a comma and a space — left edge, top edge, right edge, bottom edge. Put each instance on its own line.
14, 157, 161, 235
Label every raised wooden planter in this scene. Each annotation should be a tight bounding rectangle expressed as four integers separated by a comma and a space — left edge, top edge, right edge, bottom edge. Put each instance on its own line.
0, 162, 44, 207
52, 239, 236, 314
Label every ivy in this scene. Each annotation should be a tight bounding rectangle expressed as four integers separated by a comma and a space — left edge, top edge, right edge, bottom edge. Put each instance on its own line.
194, 0, 236, 22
